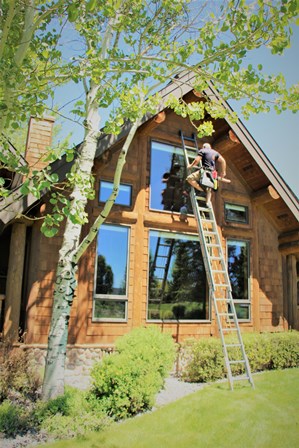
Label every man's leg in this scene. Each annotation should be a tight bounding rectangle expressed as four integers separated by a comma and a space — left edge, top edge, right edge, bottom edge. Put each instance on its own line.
187, 178, 203, 192
206, 188, 212, 207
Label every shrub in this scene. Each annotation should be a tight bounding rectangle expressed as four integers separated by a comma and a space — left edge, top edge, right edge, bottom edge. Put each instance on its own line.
0, 345, 41, 401
89, 327, 176, 420
179, 338, 225, 382
268, 332, 299, 369
179, 331, 299, 383
35, 387, 110, 439
0, 400, 28, 437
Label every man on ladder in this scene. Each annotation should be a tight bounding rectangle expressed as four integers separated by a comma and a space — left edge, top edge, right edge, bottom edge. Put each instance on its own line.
186, 142, 230, 207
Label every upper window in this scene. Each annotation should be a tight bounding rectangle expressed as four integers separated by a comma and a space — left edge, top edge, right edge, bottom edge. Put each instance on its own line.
148, 230, 208, 321
150, 141, 192, 214
99, 180, 132, 206
93, 224, 129, 321
225, 203, 248, 224
227, 239, 250, 321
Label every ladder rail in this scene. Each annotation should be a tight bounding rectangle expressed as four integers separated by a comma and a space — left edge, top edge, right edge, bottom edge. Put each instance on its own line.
180, 131, 254, 389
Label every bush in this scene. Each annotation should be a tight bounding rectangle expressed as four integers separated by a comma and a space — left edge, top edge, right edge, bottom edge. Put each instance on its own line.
0, 345, 41, 402
179, 331, 299, 383
35, 387, 110, 439
0, 400, 29, 437
179, 338, 225, 383
89, 327, 176, 420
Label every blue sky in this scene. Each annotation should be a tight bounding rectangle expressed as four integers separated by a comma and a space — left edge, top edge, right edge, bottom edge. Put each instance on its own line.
231, 25, 299, 198
54, 23, 299, 198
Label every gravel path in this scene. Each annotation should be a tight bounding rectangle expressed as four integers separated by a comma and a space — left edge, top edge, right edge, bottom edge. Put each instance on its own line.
1, 377, 205, 448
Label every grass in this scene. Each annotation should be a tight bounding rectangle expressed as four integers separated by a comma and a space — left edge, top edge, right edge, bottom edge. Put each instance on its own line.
44, 368, 299, 448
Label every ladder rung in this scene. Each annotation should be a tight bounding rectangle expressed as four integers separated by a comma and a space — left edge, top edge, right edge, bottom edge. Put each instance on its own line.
210, 256, 222, 260
212, 269, 227, 273
229, 360, 246, 364
206, 243, 220, 247
204, 231, 217, 236
214, 283, 230, 287
198, 207, 212, 212
218, 312, 234, 317
222, 327, 238, 331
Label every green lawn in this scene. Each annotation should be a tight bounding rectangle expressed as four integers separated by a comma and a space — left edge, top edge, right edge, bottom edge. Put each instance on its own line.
44, 368, 299, 448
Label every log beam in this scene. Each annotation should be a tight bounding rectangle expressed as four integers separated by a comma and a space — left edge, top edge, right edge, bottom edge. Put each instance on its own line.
138, 111, 166, 136
3, 222, 27, 340
286, 254, 298, 329
279, 231, 299, 255
251, 185, 280, 205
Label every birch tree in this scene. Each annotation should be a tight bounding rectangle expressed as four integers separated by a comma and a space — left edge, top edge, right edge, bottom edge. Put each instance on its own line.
0, 0, 298, 399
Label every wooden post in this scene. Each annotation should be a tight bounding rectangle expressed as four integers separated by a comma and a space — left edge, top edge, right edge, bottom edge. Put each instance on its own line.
286, 254, 297, 330
3, 222, 27, 340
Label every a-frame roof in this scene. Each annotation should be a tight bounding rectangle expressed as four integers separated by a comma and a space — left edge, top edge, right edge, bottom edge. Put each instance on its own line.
0, 71, 298, 233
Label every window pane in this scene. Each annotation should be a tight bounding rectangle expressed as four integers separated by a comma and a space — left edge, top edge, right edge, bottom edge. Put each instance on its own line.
99, 181, 131, 206
148, 231, 207, 320
95, 224, 129, 295
150, 141, 192, 213
227, 239, 250, 320
225, 203, 248, 223
94, 299, 126, 320
228, 240, 249, 301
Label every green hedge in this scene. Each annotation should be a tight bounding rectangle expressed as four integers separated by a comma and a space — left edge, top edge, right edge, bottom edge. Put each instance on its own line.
89, 326, 176, 420
179, 331, 299, 383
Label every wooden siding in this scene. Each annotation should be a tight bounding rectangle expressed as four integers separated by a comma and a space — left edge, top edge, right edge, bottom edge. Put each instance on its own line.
22, 108, 297, 346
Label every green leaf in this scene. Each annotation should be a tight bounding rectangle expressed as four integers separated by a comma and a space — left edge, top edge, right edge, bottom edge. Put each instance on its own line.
67, 4, 79, 22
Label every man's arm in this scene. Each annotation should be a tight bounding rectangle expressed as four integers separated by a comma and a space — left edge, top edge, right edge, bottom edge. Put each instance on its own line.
217, 155, 227, 177
188, 155, 202, 169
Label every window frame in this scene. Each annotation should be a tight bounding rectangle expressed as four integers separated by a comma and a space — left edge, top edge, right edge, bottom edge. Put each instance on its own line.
92, 223, 130, 322
98, 180, 132, 207
224, 202, 249, 224
146, 228, 210, 323
149, 140, 194, 215
226, 238, 251, 322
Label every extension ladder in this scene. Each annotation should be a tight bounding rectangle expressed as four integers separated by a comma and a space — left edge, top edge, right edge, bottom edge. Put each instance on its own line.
180, 131, 254, 389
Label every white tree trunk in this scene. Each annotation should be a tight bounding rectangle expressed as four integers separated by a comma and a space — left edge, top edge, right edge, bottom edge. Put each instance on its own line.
42, 83, 101, 400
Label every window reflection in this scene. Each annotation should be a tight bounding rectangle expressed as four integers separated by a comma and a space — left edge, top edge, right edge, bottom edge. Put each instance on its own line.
227, 239, 250, 320
225, 203, 248, 223
148, 231, 208, 321
150, 141, 192, 213
99, 180, 132, 206
93, 224, 129, 321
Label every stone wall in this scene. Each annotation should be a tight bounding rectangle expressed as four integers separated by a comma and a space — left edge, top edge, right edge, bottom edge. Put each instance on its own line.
18, 344, 114, 389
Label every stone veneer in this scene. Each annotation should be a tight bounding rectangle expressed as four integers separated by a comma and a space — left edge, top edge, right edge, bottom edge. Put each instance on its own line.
18, 344, 115, 389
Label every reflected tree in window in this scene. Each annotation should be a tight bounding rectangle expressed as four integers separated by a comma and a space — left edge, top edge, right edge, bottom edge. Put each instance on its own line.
96, 255, 113, 294
148, 232, 207, 321
228, 240, 249, 301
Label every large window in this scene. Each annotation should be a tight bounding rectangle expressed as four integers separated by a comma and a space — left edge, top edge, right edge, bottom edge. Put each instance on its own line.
148, 230, 208, 321
227, 239, 250, 320
150, 141, 193, 213
93, 224, 129, 321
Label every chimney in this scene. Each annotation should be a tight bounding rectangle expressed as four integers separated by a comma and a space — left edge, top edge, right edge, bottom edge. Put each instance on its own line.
25, 116, 55, 173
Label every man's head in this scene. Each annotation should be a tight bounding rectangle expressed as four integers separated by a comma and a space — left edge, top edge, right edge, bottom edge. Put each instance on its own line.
202, 143, 211, 149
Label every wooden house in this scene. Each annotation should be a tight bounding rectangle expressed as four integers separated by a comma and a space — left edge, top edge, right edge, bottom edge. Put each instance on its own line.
0, 74, 298, 380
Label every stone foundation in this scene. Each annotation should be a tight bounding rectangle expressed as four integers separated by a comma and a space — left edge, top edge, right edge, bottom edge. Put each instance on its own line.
2, 344, 115, 390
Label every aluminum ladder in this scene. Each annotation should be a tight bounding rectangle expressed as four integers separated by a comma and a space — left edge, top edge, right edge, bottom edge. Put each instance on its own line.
180, 131, 254, 389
